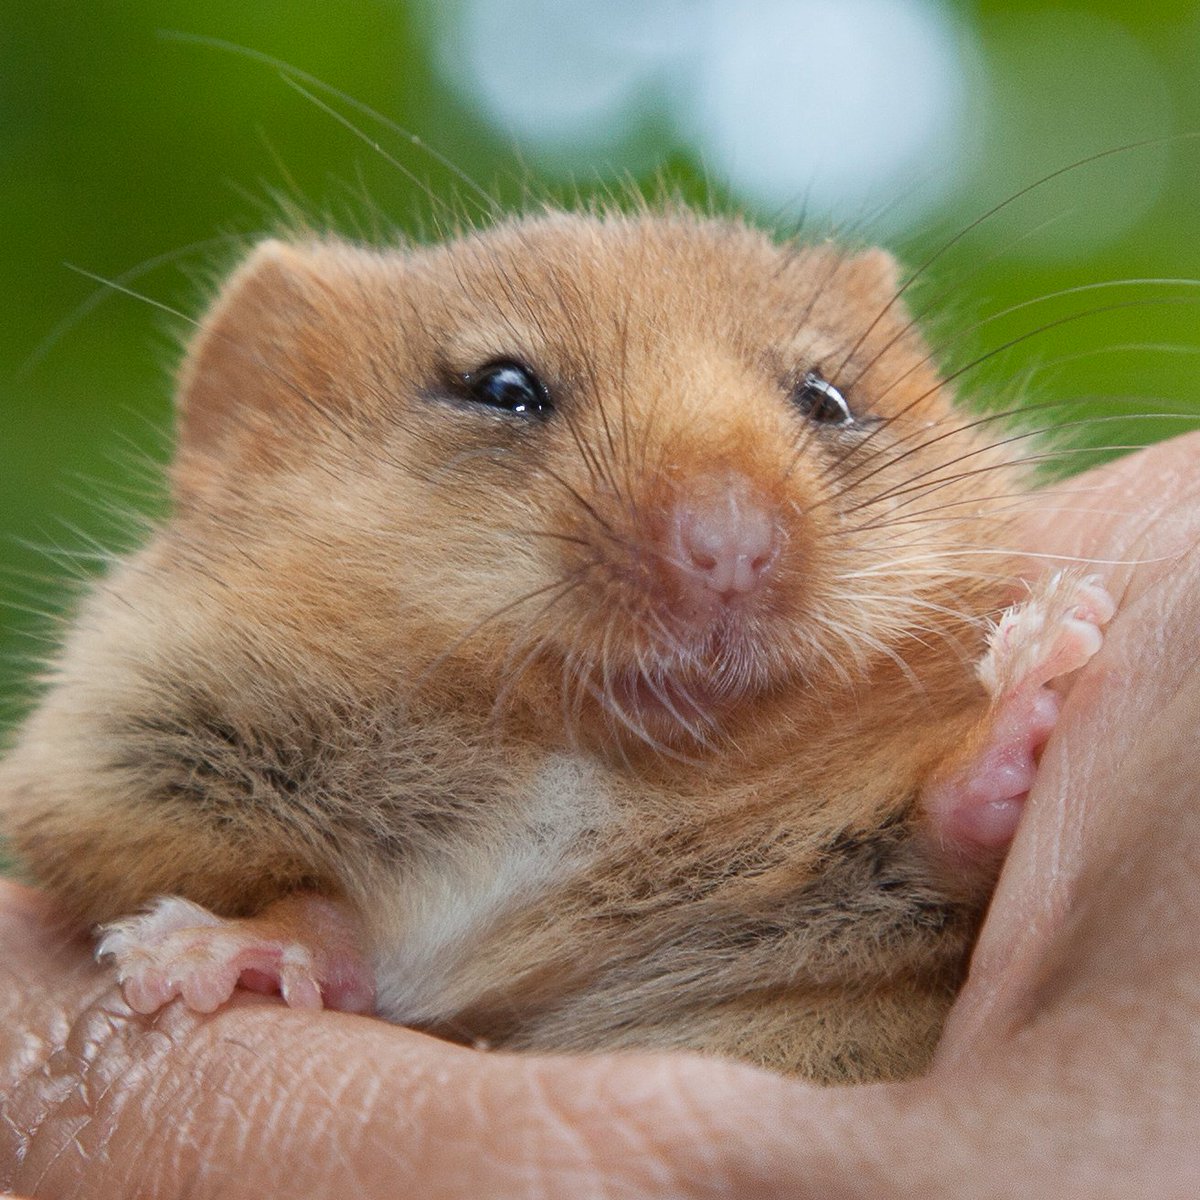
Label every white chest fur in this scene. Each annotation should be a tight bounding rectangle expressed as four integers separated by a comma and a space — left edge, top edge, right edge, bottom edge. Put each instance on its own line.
369, 752, 617, 1024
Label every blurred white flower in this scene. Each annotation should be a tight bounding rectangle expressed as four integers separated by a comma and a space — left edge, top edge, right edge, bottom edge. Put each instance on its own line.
424, 0, 1170, 245
429, 0, 975, 228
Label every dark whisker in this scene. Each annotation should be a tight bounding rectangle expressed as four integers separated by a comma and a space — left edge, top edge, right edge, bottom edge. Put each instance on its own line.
821, 405, 1199, 509
818, 294, 1200, 497
839, 444, 1154, 522
836, 414, 1182, 519
160, 32, 501, 220
413, 572, 589, 692
831, 131, 1200, 379
870, 282, 1200, 420
838, 210, 1074, 397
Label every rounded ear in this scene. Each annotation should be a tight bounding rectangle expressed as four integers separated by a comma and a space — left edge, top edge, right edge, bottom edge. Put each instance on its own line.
845, 247, 903, 301
176, 240, 319, 455
171, 238, 367, 506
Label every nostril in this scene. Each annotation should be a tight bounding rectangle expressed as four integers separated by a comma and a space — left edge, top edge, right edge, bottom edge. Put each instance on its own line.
750, 548, 774, 575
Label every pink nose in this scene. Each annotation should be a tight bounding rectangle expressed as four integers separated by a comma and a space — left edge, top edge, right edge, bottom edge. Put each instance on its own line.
670, 475, 781, 603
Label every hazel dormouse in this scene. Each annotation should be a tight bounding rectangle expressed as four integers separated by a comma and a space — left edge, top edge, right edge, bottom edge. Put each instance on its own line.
0, 211, 1112, 1082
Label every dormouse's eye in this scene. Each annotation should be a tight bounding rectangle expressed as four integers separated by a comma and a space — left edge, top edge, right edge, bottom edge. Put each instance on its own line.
792, 372, 853, 427
464, 360, 553, 417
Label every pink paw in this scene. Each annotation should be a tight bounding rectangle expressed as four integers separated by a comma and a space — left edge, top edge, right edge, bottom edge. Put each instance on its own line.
926, 572, 1115, 852
96, 894, 376, 1017
978, 572, 1115, 698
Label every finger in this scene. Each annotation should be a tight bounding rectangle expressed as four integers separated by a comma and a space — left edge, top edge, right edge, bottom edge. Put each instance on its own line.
3, 876, 1195, 1198
0, 882, 992, 1200
1017, 430, 1200, 596
940, 436, 1200, 1058
0, 882, 859, 1199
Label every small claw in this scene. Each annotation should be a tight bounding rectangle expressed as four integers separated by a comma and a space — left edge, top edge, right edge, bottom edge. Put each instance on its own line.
980, 573, 1115, 698
279, 968, 324, 1011
1074, 576, 1117, 625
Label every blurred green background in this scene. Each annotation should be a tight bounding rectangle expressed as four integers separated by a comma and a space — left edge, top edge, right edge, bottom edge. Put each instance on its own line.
1, 0, 1199, 736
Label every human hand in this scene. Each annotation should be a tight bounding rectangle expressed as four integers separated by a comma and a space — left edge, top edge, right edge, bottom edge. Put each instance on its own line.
3, 434, 1199, 1199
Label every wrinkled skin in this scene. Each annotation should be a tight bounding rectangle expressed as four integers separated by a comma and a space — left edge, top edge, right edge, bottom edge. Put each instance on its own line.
3, 434, 1200, 1200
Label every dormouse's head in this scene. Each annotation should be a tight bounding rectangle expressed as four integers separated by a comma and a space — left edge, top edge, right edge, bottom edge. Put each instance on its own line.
170, 212, 1015, 756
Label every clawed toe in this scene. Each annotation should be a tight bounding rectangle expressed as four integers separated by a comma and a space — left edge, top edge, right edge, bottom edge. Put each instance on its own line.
96, 894, 372, 1017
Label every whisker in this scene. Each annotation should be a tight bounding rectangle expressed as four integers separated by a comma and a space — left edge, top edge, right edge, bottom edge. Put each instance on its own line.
488, 625, 565, 732
840, 507, 1099, 540
635, 656, 719, 749
825, 293, 1200, 486
838, 208, 1075, 396
64, 265, 378, 469
838, 544, 1185, 567
160, 32, 500, 220
821, 396, 1200, 499
591, 617, 705, 765
832, 131, 1200, 378
837, 442, 1158, 520
19, 233, 254, 378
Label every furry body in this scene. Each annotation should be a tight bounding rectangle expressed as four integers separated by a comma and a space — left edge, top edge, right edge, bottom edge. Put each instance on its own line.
1, 212, 1045, 1081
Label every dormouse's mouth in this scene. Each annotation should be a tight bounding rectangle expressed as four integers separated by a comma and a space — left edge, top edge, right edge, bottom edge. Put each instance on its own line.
611, 667, 719, 726
593, 622, 780, 748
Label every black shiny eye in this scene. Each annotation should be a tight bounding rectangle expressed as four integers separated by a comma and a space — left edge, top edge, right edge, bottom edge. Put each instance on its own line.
792, 372, 854, 427
463, 360, 552, 417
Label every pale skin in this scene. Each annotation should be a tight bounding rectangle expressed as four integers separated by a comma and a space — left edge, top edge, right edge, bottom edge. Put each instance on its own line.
2, 433, 1199, 1199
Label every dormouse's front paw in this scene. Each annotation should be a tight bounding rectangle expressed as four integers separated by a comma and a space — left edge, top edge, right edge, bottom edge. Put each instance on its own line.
977, 572, 1116, 699
925, 572, 1115, 853
96, 893, 375, 1016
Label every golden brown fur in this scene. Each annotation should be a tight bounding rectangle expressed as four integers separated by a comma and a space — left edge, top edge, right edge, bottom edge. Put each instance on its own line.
0, 210, 1027, 1082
